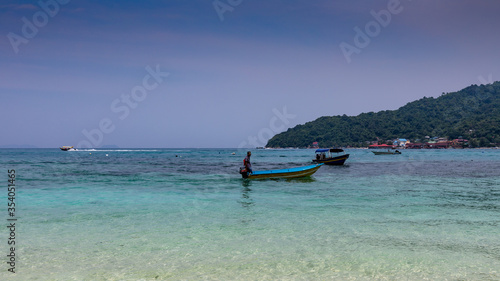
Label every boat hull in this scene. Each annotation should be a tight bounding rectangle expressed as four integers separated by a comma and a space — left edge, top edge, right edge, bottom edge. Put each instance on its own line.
243, 164, 323, 179
372, 151, 401, 155
312, 154, 349, 165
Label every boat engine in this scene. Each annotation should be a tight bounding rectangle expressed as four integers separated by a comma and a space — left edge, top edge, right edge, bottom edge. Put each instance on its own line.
239, 167, 249, 178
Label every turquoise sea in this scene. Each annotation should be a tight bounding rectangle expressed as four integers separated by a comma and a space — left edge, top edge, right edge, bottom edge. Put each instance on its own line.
1, 148, 499, 280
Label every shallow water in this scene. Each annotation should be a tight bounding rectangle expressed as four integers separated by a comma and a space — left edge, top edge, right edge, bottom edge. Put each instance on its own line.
1, 148, 499, 280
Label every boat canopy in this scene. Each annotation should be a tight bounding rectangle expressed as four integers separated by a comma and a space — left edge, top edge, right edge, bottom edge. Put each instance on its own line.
368, 144, 394, 148
315, 148, 344, 153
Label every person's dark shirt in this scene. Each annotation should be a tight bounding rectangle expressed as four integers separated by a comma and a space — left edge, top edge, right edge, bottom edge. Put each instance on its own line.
244, 155, 252, 170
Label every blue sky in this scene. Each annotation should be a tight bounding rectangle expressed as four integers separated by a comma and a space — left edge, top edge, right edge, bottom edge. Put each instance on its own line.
1, 0, 499, 148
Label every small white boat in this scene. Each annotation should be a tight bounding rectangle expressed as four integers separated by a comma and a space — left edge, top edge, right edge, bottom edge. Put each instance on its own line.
60, 146, 77, 151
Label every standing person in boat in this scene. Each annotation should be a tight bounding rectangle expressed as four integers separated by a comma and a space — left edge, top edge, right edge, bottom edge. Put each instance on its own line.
243, 151, 252, 174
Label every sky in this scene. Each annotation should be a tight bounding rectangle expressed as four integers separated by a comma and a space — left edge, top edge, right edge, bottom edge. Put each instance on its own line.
1, 0, 499, 148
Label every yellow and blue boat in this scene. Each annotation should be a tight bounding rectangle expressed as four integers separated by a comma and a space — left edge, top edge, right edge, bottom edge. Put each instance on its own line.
240, 164, 323, 179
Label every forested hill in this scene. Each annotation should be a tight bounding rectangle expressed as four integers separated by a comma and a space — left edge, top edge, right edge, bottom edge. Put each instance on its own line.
266, 82, 500, 148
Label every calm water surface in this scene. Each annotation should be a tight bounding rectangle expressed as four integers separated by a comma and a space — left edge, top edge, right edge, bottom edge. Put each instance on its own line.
1, 148, 499, 280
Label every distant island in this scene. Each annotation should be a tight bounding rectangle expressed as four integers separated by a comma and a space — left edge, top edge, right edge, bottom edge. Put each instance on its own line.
266, 82, 500, 148
0, 144, 39, 148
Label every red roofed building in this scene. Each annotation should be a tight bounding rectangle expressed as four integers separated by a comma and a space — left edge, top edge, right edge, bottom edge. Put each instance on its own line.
406, 143, 424, 149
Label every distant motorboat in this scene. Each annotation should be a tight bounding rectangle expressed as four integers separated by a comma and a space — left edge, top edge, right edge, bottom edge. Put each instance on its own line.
372, 149, 401, 155
312, 148, 350, 165
60, 146, 77, 151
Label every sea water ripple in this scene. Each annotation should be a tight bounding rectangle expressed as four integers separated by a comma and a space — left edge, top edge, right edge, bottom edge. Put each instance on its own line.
0, 148, 499, 280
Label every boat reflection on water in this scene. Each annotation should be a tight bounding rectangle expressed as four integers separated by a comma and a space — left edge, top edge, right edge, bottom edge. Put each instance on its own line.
238, 186, 254, 209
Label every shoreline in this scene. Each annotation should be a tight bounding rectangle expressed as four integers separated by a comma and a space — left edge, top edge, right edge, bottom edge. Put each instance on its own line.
263, 147, 499, 150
